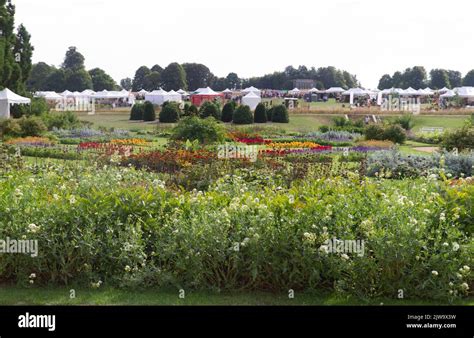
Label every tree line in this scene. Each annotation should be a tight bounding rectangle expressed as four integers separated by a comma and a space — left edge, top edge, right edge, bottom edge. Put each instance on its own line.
378, 66, 474, 90
0, 0, 33, 94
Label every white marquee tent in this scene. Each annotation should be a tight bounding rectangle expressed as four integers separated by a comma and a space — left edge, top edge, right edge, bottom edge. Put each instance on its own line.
167, 90, 183, 102
440, 90, 456, 98
145, 89, 169, 105
241, 91, 262, 110
0, 88, 31, 119
455, 87, 474, 98
35, 91, 63, 101
289, 88, 301, 95
324, 87, 345, 94
242, 86, 261, 95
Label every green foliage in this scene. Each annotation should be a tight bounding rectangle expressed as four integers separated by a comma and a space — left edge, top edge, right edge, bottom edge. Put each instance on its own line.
142, 101, 156, 122
41, 111, 82, 130
232, 105, 254, 124
89, 68, 117, 91
199, 101, 221, 120
442, 126, 474, 152
130, 103, 144, 121
171, 116, 225, 144
132, 66, 151, 92
266, 107, 274, 121
159, 102, 180, 123
221, 102, 235, 122
17, 116, 47, 137
392, 114, 414, 131
161, 62, 187, 91
0, 118, 22, 138
254, 103, 267, 123
272, 104, 289, 123
365, 124, 406, 144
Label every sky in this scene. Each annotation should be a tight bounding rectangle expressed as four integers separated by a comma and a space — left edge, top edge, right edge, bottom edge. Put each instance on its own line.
14, 0, 474, 88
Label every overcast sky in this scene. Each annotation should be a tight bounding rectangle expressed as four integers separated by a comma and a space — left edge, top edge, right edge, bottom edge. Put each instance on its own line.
14, 0, 474, 88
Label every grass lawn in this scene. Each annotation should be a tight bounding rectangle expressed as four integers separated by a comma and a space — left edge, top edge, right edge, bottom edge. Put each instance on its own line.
77, 110, 468, 135
1, 287, 472, 306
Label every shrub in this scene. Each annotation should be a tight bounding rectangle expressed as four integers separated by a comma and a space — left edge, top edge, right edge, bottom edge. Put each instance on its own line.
221, 102, 235, 123
365, 124, 406, 144
0, 119, 22, 139
272, 104, 289, 123
188, 104, 198, 116
442, 126, 474, 151
392, 114, 414, 131
142, 101, 156, 122
266, 107, 274, 121
199, 101, 221, 120
159, 102, 180, 123
254, 103, 267, 123
42, 111, 82, 130
130, 104, 144, 121
171, 116, 225, 144
382, 124, 406, 144
232, 105, 253, 125
18, 117, 47, 137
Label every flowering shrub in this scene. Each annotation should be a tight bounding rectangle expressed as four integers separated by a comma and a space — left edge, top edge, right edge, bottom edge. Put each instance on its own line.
6, 137, 56, 147
356, 140, 394, 148
0, 162, 471, 300
267, 141, 322, 149
110, 138, 148, 146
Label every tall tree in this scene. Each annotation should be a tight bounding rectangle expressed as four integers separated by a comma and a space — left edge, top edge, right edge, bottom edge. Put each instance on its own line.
447, 70, 462, 88
62, 46, 86, 71
225, 72, 241, 89
429, 69, 450, 89
0, 0, 18, 90
161, 62, 187, 91
27, 62, 55, 92
182, 63, 213, 91
462, 70, 474, 87
142, 71, 161, 91
378, 74, 393, 89
89, 67, 117, 91
65, 69, 92, 91
44, 69, 66, 92
13, 24, 33, 93
120, 77, 132, 90
132, 66, 151, 91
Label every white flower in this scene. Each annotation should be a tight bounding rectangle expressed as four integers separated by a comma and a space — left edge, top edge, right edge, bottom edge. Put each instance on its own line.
288, 195, 295, 204
449, 282, 454, 287
442, 242, 449, 247
27, 223, 40, 234
456, 273, 463, 279
124, 265, 131, 272
452, 242, 460, 251
29, 280, 34, 284
431, 270, 438, 276
460, 283, 469, 291
439, 213, 446, 222
341, 254, 350, 260
462, 265, 470, 272
53, 194, 59, 200
69, 195, 77, 204
29, 273, 36, 279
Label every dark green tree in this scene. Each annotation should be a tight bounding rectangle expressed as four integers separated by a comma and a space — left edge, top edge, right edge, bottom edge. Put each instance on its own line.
462, 70, 474, 86
161, 62, 187, 91
89, 68, 117, 91
132, 66, 151, 91
254, 103, 267, 123
27, 62, 55, 92
429, 69, 450, 89
182, 63, 213, 91
120, 77, 132, 91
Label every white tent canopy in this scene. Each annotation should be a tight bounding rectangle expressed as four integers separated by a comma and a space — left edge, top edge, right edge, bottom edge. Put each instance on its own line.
194, 87, 219, 95
35, 91, 63, 100
177, 89, 188, 95
400, 87, 418, 96
167, 90, 183, 102
289, 88, 300, 95
455, 86, 474, 98
342, 88, 370, 96
0, 88, 31, 119
241, 92, 262, 110
309, 87, 323, 93
324, 87, 345, 94
440, 90, 456, 98
241, 86, 261, 95
222, 88, 233, 93
437, 87, 450, 93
